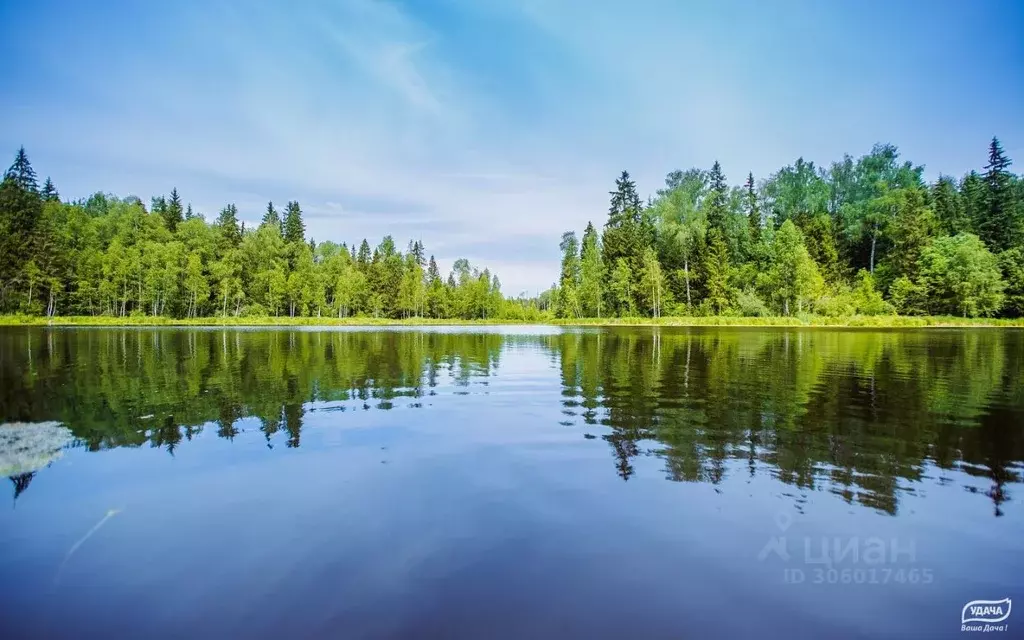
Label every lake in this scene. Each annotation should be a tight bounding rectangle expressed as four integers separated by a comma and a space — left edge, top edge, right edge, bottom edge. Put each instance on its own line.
1, 326, 1022, 639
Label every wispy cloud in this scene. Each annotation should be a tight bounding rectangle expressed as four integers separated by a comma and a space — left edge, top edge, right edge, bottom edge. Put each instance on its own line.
1, 0, 1022, 294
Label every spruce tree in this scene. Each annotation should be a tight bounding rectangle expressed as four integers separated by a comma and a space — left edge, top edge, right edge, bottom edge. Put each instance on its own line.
41, 177, 59, 202
185, 203, 195, 220
745, 171, 760, 245
931, 175, 966, 235
357, 239, 372, 271
602, 170, 651, 313
262, 201, 281, 229
705, 161, 728, 235
701, 228, 732, 314
428, 255, 441, 282
960, 171, 986, 236
8, 146, 38, 193
283, 201, 305, 244
607, 170, 642, 225
980, 137, 1016, 252
217, 203, 242, 248
0, 148, 43, 308
163, 188, 183, 231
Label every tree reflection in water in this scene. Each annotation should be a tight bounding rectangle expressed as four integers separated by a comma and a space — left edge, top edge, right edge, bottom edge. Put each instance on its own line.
1, 327, 1021, 515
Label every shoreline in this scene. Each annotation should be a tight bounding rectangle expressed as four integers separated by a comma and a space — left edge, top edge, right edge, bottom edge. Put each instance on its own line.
2, 315, 1023, 328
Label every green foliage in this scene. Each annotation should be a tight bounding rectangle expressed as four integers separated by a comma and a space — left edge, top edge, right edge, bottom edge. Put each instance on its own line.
917, 233, 1005, 317
701, 229, 732, 314
979, 137, 1019, 252
889, 276, 928, 316
609, 258, 634, 315
560, 139, 1022, 320
0, 147, 522, 320
557, 231, 581, 318
999, 248, 1024, 317
734, 287, 769, 317
579, 222, 605, 317
762, 220, 823, 315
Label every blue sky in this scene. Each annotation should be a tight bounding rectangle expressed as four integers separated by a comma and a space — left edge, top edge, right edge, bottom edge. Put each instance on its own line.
2, 0, 1022, 295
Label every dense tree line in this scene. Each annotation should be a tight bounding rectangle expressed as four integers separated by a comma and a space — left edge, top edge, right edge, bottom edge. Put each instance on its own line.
554, 138, 1024, 318
0, 147, 546, 320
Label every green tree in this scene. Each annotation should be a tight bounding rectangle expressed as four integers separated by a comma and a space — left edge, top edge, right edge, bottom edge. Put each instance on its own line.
744, 172, 760, 248
579, 222, 605, 317
41, 177, 59, 202
602, 170, 651, 313
8, 146, 38, 192
639, 246, 666, 317
701, 229, 732, 314
609, 258, 634, 316
262, 201, 281, 229
881, 187, 937, 284
931, 175, 967, 235
216, 203, 242, 250
164, 188, 184, 232
763, 220, 823, 315
979, 137, 1019, 252
557, 231, 581, 318
998, 248, 1024, 317
651, 171, 706, 310
425, 256, 446, 318
960, 171, 986, 233
283, 200, 305, 245
183, 252, 209, 318
918, 233, 1005, 317
704, 161, 729, 235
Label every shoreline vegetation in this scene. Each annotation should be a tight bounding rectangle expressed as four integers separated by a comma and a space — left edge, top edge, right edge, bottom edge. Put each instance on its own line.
1, 138, 1023, 324
2, 314, 1022, 328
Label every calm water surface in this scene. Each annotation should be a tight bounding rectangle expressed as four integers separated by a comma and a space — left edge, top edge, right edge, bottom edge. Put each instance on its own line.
1, 326, 1022, 639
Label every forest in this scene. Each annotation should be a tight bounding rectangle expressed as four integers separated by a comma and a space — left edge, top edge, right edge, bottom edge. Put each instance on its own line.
0, 147, 521, 320
0, 138, 1022, 320
554, 138, 1024, 319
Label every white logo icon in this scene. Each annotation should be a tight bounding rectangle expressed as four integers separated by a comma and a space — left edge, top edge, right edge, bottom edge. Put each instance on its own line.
962, 598, 1012, 625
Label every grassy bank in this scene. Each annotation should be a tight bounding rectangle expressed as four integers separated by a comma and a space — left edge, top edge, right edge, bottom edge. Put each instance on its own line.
2, 314, 1023, 328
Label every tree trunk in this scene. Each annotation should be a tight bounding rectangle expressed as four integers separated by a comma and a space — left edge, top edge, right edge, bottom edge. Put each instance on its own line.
869, 225, 877, 274
684, 259, 691, 309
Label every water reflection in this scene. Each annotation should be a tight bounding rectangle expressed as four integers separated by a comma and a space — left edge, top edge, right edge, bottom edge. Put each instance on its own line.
1, 327, 1022, 516
548, 329, 1024, 516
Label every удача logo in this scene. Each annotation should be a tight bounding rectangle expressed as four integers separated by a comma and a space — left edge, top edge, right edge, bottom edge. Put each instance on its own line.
961, 598, 1011, 628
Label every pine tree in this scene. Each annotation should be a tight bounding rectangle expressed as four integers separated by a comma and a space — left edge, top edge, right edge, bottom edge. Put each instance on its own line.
216, 203, 242, 248
960, 171, 986, 233
931, 175, 967, 235
8, 146, 38, 193
283, 201, 305, 244
185, 203, 196, 220
602, 170, 651, 313
262, 201, 281, 229
705, 161, 728, 235
701, 228, 732, 314
980, 137, 1016, 252
356, 239, 372, 272
607, 170, 642, 226
410, 240, 426, 267
163, 188, 183, 232
745, 171, 760, 246
0, 148, 43, 304
151, 196, 167, 219
41, 177, 59, 202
